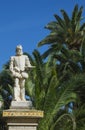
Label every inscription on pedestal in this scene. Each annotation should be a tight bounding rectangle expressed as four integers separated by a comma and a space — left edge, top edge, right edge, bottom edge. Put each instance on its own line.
3, 110, 44, 117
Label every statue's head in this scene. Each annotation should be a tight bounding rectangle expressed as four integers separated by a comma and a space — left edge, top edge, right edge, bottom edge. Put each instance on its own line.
16, 45, 23, 56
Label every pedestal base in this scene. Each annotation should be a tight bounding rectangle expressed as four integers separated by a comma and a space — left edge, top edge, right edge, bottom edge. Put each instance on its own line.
8, 125, 37, 130
3, 109, 44, 130
10, 100, 33, 109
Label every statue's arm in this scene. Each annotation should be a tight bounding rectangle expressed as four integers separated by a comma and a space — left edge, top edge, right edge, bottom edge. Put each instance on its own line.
25, 56, 35, 69
25, 56, 32, 67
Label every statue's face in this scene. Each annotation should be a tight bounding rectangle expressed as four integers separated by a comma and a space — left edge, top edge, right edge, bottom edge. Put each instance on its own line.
16, 48, 23, 56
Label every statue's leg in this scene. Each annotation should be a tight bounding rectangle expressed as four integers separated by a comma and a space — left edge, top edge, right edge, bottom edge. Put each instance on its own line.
19, 79, 26, 101
13, 78, 21, 101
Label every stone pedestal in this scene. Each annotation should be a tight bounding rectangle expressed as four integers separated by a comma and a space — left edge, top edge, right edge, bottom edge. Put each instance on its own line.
3, 101, 44, 130
10, 100, 33, 109
3, 109, 44, 130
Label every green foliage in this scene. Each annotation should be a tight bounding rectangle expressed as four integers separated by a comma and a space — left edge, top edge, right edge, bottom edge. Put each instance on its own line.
37, 4, 85, 130
38, 4, 85, 58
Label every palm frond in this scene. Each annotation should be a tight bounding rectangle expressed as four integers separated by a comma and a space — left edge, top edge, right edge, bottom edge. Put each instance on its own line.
45, 21, 58, 31
61, 9, 70, 27
54, 14, 65, 29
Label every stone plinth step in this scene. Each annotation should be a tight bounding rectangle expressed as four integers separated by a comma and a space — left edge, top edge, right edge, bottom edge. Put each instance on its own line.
10, 100, 32, 109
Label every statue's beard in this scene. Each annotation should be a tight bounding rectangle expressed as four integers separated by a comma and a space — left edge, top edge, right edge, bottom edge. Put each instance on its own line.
16, 52, 23, 56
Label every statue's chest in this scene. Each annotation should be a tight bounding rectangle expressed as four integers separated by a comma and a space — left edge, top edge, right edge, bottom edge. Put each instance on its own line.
14, 56, 25, 65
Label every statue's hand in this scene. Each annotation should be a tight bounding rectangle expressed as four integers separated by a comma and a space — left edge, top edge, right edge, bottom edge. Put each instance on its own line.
14, 67, 20, 72
25, 66, 35, 71
29, 66, 35, 68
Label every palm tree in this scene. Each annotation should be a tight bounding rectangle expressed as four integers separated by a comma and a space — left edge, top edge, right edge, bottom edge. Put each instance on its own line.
37, 4, 85, 130
38, 4, 85, 59
24, 50, 78, 130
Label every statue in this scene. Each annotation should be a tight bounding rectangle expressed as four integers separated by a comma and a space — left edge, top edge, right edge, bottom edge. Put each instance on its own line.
9, 45, 34, 101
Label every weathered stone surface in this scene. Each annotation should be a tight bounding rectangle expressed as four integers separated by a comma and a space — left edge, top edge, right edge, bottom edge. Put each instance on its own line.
10, 100, 33, 109
3, 109, 44, 130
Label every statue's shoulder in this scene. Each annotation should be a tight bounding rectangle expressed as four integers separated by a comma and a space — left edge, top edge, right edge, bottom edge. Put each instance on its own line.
23, 55, 28, 58
10, 56, 16, 60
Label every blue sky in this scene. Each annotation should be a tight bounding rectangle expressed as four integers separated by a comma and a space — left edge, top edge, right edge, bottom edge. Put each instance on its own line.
0, 0, 85, 70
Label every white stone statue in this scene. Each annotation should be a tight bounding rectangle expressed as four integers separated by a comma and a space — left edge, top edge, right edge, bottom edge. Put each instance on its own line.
9, 45, 34, 101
